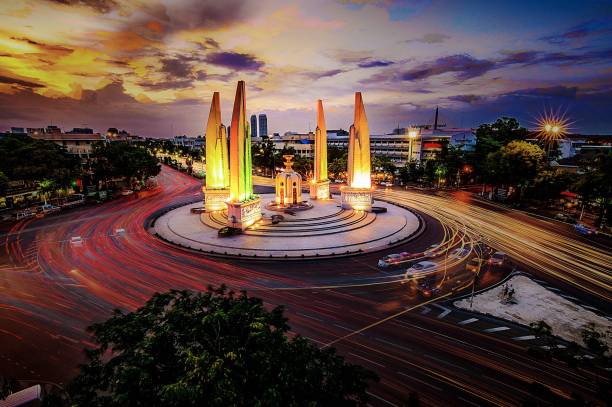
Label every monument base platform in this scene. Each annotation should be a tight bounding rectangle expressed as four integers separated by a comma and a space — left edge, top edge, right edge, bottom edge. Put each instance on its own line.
226, 197, 262, 230
203, 187, 229, 212
340, 187, 373, 211
309, 180, 330, 200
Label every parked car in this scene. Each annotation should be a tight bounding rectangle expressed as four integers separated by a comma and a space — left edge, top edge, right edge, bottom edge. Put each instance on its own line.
465, 257, 487, 273
488, 251, 507, 266
378, 251, 420, 268
381, 182, 393, 187
404, 261, 438, 279
35, 204, 61, 218
554, 213, 576, 223
15, 208, 36, 220
574, 223, 597, 236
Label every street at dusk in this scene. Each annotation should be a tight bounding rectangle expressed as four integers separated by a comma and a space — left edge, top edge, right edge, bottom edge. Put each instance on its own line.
1, 1, 611, 406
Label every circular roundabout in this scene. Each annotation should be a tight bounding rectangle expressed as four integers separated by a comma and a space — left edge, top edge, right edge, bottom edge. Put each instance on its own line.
152, 193, 424, 259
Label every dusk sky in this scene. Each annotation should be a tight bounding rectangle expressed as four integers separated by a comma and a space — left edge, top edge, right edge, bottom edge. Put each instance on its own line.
1, 0, 611, 137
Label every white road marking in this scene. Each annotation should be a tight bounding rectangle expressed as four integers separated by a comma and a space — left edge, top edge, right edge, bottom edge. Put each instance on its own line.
375, 337, 413, 352
433, 304, 451, 319
483, 326, 510, 333
296, 312, 322, 322
366, 391, 398, 406
458, 317, 479, 325
513, 335, 536, 341
420, 306, 432, 315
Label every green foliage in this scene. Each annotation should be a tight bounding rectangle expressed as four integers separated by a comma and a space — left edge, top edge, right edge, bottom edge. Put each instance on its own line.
581, 323, 609, 357
0, 171, 8, 196
372, 156, 396, 179
573, 151, 611, 226
93, 142, 160, 184
0, 135, 81, 187
0, 377, 17, 400
471, 117, 528, 175
68, 287, 377, 407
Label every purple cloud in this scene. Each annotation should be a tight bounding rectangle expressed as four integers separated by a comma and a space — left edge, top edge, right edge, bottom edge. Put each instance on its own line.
539, 19, 612, 45
205, 51, 264, 71
401, 54, 495, 81
303, 69, 345, 79
448, 94, 484, 104
358, 59, 394, 68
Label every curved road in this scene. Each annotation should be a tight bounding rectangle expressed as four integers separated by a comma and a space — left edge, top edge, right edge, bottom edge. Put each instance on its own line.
1, 165, 610, 406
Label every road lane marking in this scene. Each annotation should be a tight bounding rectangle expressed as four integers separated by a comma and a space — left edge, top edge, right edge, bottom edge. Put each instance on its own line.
374, 337, 412, 352
433, 304, 451, 318
420, 306, 431, 315
512, 335, 536, 341
483, 326, 510, 333
560, 294, 579, 301
397, 371, 443, 391
296, 312, 322, 322
366, 391, 397, 406
348, 352, 385, 368
458, 317, 478, 325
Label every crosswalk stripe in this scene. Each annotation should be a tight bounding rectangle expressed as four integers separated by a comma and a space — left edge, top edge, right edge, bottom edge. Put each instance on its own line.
458, 318, 478, 325
513, 335, 536, 341
484, 326, 510, 333
420, 306, 431, 315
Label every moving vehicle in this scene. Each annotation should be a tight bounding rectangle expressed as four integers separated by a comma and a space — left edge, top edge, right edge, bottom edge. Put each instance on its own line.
404, 261, 438, 279
488, 251, 507, 266
465, 257, 486, 273
574, 223, 597, 236
378, 252, 420, 268
417, 281, 440, 298
449, 247, 470, 259
424, 244, 443, 258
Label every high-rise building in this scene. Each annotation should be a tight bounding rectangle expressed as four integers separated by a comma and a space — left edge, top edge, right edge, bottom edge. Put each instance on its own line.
250, 114, 258, 138
258, 114, 268, 138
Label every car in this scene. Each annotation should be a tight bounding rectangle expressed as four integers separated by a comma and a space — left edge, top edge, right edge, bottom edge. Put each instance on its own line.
488, 251, 507, 266
381, 182, 393, 187
574, 223, 597, 236
35, 204, 61, 217
404, 261, 438, 279
218, 226, 242, 237
377, 251, 420, 268
449, 247, 470, 259
417, 282, 440, 298
554, 213, 576, 223
465, 257, 487, 273
120, 189, 134, 196
424, 244, 443, 258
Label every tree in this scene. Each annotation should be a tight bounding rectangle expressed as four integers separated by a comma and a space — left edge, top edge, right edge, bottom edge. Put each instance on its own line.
573, 151, 611, 226
67, 287, 377, 407
484, 141, 545, 201
470, 117, 528, 176
0, 171, 8, 196
93, 142, 160, 189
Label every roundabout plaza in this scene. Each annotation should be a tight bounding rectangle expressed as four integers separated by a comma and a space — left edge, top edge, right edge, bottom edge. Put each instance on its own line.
153, 82, 424, 259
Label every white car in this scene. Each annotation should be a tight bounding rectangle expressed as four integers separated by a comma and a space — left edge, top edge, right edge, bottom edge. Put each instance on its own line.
449, 247, 470, 259
404, 261, 438, 279
423, 244, 443, 258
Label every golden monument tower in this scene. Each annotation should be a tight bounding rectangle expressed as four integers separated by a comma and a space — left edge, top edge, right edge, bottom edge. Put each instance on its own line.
310, 99, 330, 199
226, 81, 261, 229
341, 92, 372, 210
203, 92, 230, 211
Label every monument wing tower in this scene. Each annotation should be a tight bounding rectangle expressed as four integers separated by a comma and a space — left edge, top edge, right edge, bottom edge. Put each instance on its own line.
203, 92, 229, 211
341, 92, 372, 210
226, 81, 261, 229
310, 99, 330, 199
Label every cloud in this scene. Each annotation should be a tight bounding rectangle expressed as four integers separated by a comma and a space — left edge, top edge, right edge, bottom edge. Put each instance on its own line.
303, 69, 345, 79
539, 19, 612, 45
407, 33, 450, 44
0, 75, 45, 89
44, 0, 118, 13
502, 86, 579, 100
448, 94, 484, 104
9, 36, 73, 56
205, 51, 264, 71
358, 59, 394, 68
401, 54, 496, 81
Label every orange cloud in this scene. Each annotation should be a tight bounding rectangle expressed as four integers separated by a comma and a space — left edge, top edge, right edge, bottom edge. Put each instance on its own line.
146, 20, 163, 33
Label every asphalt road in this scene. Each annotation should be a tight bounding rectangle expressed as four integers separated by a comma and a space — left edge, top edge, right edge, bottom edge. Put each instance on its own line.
0, 166, 610, 406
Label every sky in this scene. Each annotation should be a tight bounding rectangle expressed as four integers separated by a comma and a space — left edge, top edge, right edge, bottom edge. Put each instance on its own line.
0, 0, 611, 137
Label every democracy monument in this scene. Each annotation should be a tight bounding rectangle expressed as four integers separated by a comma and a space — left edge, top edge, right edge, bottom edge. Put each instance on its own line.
153, 81, 423, 259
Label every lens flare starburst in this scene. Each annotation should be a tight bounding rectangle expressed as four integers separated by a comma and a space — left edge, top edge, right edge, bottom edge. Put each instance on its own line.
535, 108, 572, 143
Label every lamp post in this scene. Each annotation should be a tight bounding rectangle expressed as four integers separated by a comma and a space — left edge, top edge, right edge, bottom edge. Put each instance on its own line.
408, 128, 418, 163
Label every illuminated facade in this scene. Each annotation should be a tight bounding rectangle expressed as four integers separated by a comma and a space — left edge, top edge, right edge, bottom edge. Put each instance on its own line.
310, 100, 330, 199
203, 92, 230, 211
341, 92, 372, 211
226, 81, 261, 229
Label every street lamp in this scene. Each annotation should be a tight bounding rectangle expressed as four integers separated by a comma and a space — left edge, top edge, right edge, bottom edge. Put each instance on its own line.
536, 110, 570, 160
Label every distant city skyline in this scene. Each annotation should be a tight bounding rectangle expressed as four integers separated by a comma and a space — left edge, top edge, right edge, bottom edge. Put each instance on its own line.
1, 0, 611, 137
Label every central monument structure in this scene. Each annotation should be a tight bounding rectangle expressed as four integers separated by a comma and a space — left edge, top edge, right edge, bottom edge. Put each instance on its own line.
203, 92, 230, 211
310, 100, 330, 200
341, 92, 372, 211
226, 81, 262, 229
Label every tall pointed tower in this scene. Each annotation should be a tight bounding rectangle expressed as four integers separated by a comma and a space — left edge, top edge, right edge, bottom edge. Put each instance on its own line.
310, 99, 330, 199
341, 92, 372, 210
226, 81, 261, 229
203, 92, 230, 211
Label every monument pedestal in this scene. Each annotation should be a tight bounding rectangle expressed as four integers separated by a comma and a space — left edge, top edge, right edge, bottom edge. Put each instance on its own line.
309, 180, 330, 200
203, 187, 230, 212
340, 187, 372, 211
226, 197, 262, 230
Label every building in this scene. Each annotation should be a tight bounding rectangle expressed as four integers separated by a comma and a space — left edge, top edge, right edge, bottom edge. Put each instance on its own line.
557, 134, 611, 159
30, 131, 105, 156
254, 131, 315, 158
250, 114, 258, 138
258, 114, 268, 138
327, 127, 475, 166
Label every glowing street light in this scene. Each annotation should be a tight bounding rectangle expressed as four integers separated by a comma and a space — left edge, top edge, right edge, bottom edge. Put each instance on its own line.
407, 128, 419, 162
535, 109, 572, 160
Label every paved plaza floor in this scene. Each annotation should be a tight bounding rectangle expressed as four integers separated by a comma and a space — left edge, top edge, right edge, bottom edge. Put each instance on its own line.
153, 193, 423, 259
